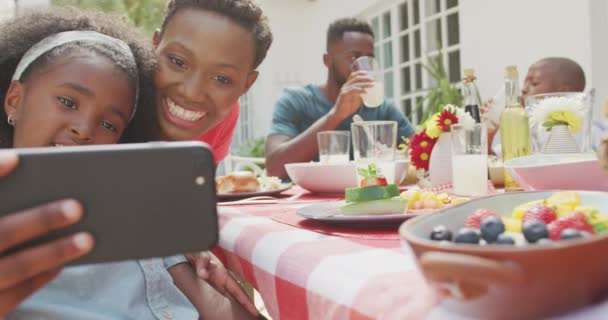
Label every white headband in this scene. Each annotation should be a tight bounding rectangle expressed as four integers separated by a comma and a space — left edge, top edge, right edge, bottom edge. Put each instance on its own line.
12, 30, 139, 120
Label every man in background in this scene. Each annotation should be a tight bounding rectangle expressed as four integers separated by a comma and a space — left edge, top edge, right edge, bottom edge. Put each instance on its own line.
265, 18, 415, 178
487, 57, 593, 156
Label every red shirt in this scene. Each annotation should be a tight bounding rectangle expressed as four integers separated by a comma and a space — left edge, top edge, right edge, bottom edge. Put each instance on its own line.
196, 103, 239, 163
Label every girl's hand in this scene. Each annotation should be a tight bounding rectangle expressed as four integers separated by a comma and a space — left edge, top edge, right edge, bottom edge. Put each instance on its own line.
185, 251, 258, 316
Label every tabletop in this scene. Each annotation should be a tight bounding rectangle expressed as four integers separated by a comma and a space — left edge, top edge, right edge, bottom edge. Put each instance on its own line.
213, 186, 608, 320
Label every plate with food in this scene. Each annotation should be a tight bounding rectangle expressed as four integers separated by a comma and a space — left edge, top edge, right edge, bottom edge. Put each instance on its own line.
296, 165, 469, 223
216, 171, 292, 201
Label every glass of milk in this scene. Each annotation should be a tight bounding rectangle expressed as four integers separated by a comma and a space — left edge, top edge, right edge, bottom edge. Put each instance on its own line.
451, 123, 488, 196
351, 56, 384, 108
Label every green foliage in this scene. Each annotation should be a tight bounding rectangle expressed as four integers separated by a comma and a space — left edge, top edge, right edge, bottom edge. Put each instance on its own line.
357, 163, 381, 178
237, 137, 265, 158
237, 137, 266, 172
52, 0, 165, 34
408, 52, 463, 125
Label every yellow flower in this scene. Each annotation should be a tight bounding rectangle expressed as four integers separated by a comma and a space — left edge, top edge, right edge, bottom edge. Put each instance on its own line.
547, 110, 582, 133
426, 113, 442, 138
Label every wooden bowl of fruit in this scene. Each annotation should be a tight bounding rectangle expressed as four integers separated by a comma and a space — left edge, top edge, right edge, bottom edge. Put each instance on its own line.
399, 191, 608, 320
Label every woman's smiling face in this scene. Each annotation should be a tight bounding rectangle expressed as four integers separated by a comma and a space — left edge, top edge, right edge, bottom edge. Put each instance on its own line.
153, 8, 258, 141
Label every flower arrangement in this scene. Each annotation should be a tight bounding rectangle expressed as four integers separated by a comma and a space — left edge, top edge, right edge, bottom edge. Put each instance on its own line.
530, 96, 585, 133
403, 104, 475, 172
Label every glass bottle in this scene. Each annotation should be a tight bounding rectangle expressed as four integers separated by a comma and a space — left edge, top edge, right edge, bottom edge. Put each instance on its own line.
499, 65, 532, 191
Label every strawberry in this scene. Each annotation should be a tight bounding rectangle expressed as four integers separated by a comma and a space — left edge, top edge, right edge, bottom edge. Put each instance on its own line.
358, 163, 388, 187
522, 205, 557, 225
547, 211, 595, 240
360, 177, 388, 187
464, 208, 500, 228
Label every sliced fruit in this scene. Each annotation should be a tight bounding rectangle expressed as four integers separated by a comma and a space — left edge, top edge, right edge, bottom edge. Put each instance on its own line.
522, 205, 557, 225
546, 191, 581, 215
502, 217, 522, 233
400, 189, 422, 209
574, 206, 600, 218
340, 197, 408, 216
345, 184, 399, 203
451, 197, 469, 205
547, 211, 595, 240
437, 193, 450, 204
420, 191, 439, 202
464, 208, 499, 228
512, 199, 543, 220
357, 163, 387, 187
360, 177, 388, 187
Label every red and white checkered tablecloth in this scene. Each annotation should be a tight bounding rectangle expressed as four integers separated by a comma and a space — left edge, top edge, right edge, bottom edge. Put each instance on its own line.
213, 187, 608, 320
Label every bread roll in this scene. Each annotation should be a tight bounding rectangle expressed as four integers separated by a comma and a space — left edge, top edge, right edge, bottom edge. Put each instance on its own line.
216, 171, 260, 194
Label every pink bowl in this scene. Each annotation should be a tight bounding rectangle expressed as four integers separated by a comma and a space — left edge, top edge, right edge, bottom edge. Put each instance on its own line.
504, 153, 608, 191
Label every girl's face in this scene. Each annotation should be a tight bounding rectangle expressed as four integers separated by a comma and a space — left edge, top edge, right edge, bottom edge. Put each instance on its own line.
153, 9, 259, 141
4, 52, 135, 148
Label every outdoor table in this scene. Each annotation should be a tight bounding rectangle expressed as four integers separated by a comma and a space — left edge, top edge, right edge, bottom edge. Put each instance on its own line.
213, 186, 608, 320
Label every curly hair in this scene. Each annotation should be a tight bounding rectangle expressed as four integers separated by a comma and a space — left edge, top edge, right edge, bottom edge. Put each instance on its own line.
0, 7, 156, 147
326, 17, 374, 49
160, 0, 273, 69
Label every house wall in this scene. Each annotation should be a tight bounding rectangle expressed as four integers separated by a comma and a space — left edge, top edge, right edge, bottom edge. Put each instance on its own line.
459, 0, 597, 116
251, 0, 604, 139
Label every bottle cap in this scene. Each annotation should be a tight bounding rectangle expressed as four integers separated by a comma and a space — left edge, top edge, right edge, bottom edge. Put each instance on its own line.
505, 65, 518, 78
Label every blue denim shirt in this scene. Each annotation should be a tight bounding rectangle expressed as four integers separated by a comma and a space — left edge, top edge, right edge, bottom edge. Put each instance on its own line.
9, 256, 198, 320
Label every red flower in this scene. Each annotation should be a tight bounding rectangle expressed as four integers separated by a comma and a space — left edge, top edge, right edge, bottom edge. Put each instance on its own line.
408, 130, 437, 171
410, 129, 436, 151
436, 109, 459, 132
410, 147, 431, 171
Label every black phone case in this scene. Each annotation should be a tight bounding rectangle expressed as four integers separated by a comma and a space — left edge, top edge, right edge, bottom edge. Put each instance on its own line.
0, 141, 218, 265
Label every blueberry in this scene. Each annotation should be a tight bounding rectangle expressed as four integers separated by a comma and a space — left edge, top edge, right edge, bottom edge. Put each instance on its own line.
495, 233, 515, 245
430, 225, 453, 241
561, 228, 583, 240
480, 216, 505, 243
522, 220, 549, 243
454, 228, 480, 244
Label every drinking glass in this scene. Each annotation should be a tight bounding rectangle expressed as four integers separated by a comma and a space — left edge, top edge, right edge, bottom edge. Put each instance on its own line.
317, 131, 351, 164
351, 56, 384, 108
451, 123, 488, 196
351, 121, 397, 184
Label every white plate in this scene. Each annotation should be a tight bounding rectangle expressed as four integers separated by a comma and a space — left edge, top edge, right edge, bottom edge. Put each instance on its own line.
217, 183, 292, 201
296, 200, 420, 223
285, 159, 410, 194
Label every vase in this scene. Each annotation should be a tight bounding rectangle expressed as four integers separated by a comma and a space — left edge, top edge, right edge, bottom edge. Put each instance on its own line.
541, 125, 580, 154
429, 132, 453, 186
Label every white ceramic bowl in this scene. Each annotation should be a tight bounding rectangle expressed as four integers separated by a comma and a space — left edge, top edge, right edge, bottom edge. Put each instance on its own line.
285, 159, 410, 194
504, 153, 608, 191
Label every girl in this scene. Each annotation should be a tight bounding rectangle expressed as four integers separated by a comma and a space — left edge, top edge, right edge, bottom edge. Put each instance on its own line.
2, 8, 249, 320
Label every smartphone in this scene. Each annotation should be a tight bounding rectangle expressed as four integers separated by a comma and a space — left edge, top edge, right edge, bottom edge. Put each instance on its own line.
0, 141, 217, 265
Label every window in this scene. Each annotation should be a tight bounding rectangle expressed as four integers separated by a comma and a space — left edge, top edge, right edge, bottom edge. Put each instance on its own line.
365, 0, 460, 125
